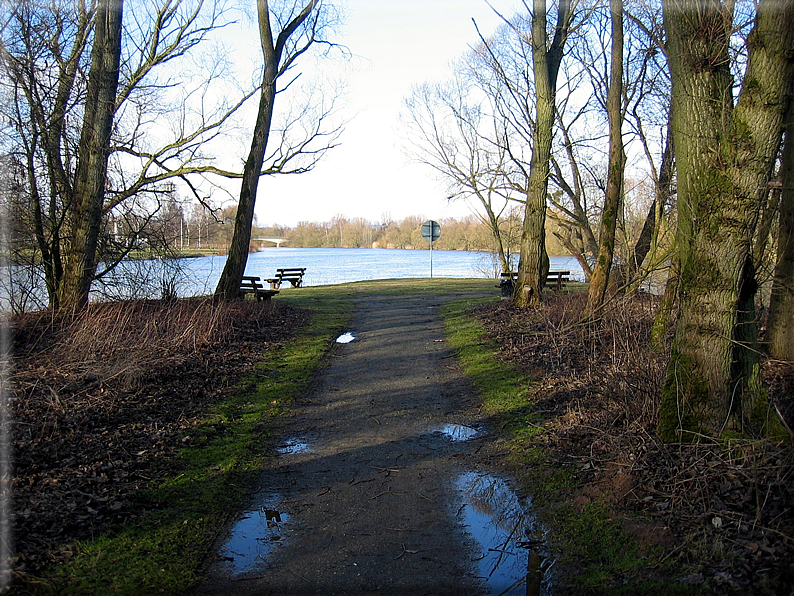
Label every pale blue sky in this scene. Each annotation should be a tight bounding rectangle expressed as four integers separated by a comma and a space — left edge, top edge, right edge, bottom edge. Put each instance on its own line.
252, 0, 508, 227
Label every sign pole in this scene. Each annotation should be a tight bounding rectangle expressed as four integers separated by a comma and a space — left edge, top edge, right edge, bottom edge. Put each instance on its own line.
420, 220, 441, 279
430, 237, 433, 278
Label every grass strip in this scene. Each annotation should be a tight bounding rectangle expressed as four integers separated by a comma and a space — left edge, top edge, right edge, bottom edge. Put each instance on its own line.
439, 297, 701, 595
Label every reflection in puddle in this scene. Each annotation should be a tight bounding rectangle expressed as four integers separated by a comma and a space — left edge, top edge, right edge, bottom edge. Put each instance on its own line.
437, 423, 478, 441
335, 331, 356, 343
276, 438, 310, 455
455, 471, 551, 596
221, 503, 289, 576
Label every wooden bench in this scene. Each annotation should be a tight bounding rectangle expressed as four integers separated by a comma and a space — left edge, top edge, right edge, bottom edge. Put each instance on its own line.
544, 270, 570, 291
240, 276, 279, 301
497, 270, 571, 295
266, 267, 306, 289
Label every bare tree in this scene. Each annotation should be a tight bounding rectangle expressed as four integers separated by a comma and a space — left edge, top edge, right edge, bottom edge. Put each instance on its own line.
402, 79, 523, 273
215, 0, 341, 300
513, 0, 574, 307
546, 92, 599, 280
1, 0, 252, 309
550, 0, 672, 294
59, 0, 125, 310
470, 1, 575, 305
584, 0, 625, 316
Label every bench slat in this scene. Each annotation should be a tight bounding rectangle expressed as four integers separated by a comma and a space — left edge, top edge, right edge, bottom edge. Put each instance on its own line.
239, 275, 279, 301
269, 267, 306, 288
498, 270, 571, 294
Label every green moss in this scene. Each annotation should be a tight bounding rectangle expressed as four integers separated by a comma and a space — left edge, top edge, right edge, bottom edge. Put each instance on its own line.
719, 430, 743, 442
441, 297, 533, 426
678, 256, 719, 294
552, 503, 653, 592
658, 347, 710, 442
749, 388, 789, 442
612, 582, 704, 595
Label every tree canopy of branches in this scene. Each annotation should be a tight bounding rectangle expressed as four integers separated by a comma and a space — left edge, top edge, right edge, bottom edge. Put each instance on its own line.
215, 0, 342, 300
1, 0, 250, 309
402, 78, 523, 274
402, 0, 794, 440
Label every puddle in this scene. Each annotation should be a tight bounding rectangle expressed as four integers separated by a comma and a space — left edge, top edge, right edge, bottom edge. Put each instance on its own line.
455, 471, 551, 596
436, 423, 478, 441
221, 501, 289, 576
276, 438, 310, 455
335, 331, 356, 343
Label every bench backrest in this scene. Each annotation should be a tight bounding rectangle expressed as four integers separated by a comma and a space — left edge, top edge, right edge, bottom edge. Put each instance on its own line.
241, 276, 263, 288
501, 270, 570, 279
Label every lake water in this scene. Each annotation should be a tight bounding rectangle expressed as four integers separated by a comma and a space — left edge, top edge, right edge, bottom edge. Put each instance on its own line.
2, 248, 585, 311
177, 248, 584, 295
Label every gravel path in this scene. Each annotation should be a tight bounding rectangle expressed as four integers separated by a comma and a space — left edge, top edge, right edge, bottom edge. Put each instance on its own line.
196, 293, 506, 595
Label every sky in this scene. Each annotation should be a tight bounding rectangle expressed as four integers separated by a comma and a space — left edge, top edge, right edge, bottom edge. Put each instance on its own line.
248, 0, 509, 228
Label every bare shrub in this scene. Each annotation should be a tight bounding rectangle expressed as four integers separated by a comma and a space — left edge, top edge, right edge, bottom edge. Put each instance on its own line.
16, 297, 271, 374
479, 291, 666, 430
474, 292, 794, 592
9, 297, 303, 576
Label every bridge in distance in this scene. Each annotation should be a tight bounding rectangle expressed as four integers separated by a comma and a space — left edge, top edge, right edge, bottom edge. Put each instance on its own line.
255, 237, 286, 247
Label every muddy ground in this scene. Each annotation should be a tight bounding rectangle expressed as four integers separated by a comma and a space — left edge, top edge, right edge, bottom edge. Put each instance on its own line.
8, 298, 306, 579
196, 293, 515, 595
8, 289, 794, 594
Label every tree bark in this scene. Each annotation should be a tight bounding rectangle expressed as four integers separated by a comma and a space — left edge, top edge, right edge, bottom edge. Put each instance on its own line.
658, 0, 794, 441
584, 0, 625, 316
59, 0, 124, 310
651, 245, 679, 351
767, 100, 794, 361
515, 0, 571, 307
215, 0, 317, 300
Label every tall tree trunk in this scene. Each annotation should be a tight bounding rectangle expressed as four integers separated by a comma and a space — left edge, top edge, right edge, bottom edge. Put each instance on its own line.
59, 0, 123, 310
215, 67, 278, 300
215, 0, 317, 300
515, 0, 571, 307
767, 100, 794, 361
658, 0, 794, 442
584, 0, 625, 316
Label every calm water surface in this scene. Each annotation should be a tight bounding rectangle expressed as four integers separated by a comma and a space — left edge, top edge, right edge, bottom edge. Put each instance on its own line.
180, 248, 584, 296
2, 248, 585, 310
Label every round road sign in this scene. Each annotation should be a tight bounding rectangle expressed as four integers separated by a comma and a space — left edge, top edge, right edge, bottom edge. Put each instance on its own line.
420, 220, 441, 242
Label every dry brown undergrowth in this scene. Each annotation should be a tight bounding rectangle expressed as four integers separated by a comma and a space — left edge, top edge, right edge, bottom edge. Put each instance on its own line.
7, 298, 306, 577
474, 292, 794, 594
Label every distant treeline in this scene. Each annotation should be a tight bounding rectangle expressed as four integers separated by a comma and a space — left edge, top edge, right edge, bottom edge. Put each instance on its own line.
254, 213, 569, 255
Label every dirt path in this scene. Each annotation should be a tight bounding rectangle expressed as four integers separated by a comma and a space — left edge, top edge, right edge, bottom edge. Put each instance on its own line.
196, 293, 517, 595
